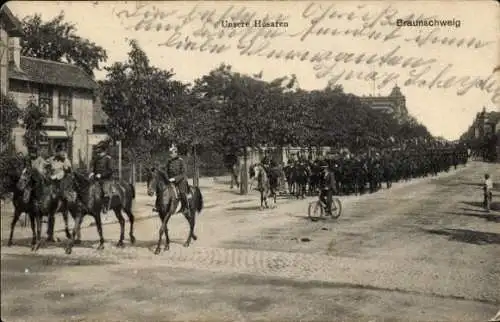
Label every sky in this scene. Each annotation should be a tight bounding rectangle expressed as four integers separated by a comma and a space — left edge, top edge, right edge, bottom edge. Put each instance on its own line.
7, 0, 500, 140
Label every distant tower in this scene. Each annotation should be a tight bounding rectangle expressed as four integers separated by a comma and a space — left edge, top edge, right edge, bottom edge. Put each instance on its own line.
389, 84, 407, 119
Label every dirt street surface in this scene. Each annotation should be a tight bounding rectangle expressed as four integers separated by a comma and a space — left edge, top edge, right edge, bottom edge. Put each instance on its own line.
1, 161, 499, 322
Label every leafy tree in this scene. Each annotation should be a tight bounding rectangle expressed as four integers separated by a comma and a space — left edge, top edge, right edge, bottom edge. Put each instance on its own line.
99, 39, 188, 183
23, 99, 47, 148
0, 92, 21, 151
21, 12, 107, 77
193, 64, 283, 193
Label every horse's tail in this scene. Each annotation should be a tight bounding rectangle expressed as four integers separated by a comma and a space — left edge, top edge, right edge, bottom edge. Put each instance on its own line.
129, 182, 135, 199
193, 186, 203, 214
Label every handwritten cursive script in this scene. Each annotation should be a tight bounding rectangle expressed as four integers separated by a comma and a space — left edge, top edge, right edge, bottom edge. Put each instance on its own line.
112, 2, 499, 104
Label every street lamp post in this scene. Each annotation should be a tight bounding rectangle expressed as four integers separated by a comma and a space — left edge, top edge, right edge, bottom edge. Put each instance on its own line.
64, 116, 77, 164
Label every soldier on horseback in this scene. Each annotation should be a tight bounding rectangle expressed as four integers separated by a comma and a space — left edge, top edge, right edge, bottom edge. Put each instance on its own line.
89, 141, 114, 214
165, 144, 191, 214
22, 146, 49, 203
47, 144, 75, 202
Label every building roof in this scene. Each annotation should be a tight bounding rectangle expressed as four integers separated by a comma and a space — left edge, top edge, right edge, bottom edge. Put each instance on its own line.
9, 56, 97, 90
0, 5, 23, 37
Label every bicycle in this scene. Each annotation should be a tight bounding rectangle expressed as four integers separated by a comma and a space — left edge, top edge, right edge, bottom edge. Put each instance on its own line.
308, 190, 342, 221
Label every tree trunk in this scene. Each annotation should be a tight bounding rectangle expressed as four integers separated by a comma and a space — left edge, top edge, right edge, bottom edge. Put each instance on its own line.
240, 147, 248, 195
193, 145, 200, 187
131, 161, 136, 186
117, 141, 122, 181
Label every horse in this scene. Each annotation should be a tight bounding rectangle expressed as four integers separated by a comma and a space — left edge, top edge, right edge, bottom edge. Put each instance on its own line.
251, 164, 274, 209
16, 166, 63, 251
292, 163, 309, 199
65, 171, 136, 254
230, 162, 240, 189
7, 157, 75, 246
283, 164, 295, 195
146, 168, 203, 255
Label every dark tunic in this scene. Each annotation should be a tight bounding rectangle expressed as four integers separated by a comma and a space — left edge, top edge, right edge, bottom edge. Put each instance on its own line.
166, 156, 188, 194
91, 154, 113, 180
91, 154, 113, 196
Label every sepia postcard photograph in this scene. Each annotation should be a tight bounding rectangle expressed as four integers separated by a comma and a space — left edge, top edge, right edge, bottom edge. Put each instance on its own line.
0, 1, 499, 321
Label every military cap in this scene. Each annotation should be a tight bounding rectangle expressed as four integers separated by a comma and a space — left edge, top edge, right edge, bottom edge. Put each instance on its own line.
169, 144, 178, 152
95, 141, 109, 152
55, 144, 65, 152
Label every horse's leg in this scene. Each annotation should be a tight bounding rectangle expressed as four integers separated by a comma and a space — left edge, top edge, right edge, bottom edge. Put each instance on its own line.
123, 207, 136, 244
33, 213, 43, 251
155, 209, 173, 254
182, 210, 196, 247
46, 210, 56, 243
155, 212, 165, 255
65, 212, 84, 254
93, 212, 105, 250
8, 207, 22, 246
62, 202, 72, 240
29, 212, 36, 247
113, 208, 126, 248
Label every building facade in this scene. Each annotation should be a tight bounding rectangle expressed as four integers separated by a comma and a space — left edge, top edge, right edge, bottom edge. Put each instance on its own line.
0, 6, 22, 95
1, 5, 97, 165
359, 85, 409, 121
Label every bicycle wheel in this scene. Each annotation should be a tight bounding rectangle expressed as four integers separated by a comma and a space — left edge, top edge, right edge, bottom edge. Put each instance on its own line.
329, 198, 342, 219
308, 201, 324, 221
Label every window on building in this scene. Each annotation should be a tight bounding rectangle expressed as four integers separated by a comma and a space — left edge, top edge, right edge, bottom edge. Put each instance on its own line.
39, 86, 53, 117
58, 89, 73, 117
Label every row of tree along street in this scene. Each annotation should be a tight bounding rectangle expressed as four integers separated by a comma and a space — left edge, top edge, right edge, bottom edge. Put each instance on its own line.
1, 12, 436, 196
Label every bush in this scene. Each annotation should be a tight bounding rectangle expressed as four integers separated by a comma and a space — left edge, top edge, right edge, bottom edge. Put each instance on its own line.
0, 92, 20, 150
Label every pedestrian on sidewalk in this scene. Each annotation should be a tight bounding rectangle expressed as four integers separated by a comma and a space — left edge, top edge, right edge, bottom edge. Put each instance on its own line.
483, 174, 493, 212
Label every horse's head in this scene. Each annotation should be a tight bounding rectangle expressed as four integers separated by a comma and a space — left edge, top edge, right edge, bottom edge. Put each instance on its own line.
147, 168, 166, 197
16, 167, 33, 191
254, 164, 266, 181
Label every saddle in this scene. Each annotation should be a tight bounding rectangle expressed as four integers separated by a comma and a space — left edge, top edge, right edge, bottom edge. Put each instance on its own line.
168, 183, 192, 201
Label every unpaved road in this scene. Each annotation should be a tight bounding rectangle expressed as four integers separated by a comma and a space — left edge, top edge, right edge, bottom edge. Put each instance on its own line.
1, 161, 499, 322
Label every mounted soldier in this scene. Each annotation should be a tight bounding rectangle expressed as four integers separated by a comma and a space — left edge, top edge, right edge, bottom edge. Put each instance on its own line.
22, 146, 49, 203
89, 141, 114, 214
165, 144, 191, 214
47, 144, 75, 203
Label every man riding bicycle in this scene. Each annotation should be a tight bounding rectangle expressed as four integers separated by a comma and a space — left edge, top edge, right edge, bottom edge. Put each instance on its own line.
319, 163, 337, 215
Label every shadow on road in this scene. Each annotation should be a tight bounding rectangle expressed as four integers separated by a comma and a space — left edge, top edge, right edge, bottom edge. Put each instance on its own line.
227, 205, 265, 211
447, 209, 500, 223
1, 237, 101, 249
423, 228, 500, 245
462, 201, 500, 211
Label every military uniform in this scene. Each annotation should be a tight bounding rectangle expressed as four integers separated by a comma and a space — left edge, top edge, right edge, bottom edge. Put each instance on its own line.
48, 151, 75, 202
90, 147, 114, 212
22, 148, 49, 203
319, 166, 336, 214
165, 154, 190, 211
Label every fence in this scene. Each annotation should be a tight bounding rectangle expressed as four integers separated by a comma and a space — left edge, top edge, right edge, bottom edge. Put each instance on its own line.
105, 146, 230, 183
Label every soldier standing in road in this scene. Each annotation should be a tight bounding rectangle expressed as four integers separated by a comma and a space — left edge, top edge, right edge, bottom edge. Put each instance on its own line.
89, 142, 114, 214
165, 144, 191, 214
